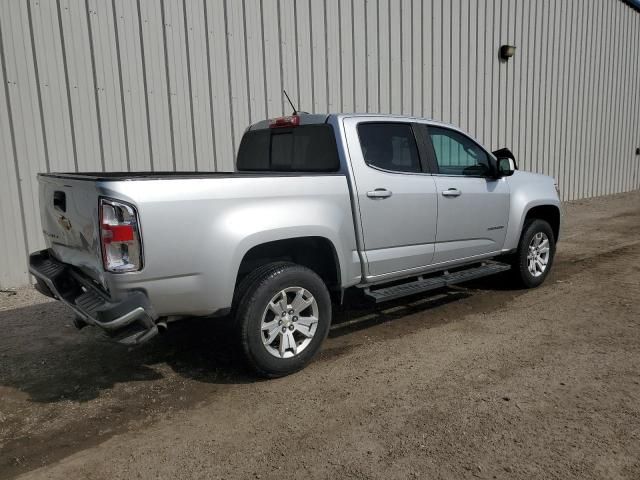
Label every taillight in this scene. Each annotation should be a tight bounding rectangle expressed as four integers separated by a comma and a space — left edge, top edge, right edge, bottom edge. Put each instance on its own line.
268, 115, 300, 128
100, 198, 142, 272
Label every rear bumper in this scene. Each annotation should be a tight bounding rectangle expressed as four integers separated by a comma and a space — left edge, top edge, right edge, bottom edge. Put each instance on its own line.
29, 249, 159, 345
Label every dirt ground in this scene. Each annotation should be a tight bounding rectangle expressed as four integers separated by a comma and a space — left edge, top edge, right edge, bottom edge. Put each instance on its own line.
1, 190, 639, 480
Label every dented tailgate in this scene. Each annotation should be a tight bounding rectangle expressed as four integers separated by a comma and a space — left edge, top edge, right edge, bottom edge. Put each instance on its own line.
38, 174, 105, 286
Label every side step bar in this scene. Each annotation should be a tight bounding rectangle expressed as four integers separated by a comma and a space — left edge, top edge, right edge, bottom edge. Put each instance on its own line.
363, 261, 511, 303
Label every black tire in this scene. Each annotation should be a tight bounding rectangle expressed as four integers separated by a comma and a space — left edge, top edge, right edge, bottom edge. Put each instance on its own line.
510, 218, 556, 288
235, 262, 332, 378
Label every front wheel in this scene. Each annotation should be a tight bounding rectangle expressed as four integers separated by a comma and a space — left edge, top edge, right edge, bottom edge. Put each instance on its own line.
510, 219, 556, 288
235, 262, 332, 377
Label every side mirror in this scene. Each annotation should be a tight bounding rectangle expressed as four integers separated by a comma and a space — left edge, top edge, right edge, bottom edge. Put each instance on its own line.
492, 148, 517, 178
496, 157, 516, 177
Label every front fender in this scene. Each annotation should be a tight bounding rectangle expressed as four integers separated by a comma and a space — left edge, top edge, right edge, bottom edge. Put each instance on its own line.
503, 171, 561, 251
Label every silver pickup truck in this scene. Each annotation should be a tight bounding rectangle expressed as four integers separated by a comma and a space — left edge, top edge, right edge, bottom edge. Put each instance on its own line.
29, 113, 561, 377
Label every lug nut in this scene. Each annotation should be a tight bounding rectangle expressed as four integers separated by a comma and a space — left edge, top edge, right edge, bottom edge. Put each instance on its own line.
281, 312, 286, 317
288, 309, 294, 315
292, 316, 298, 322
278, 320, 282, 325
281, 327, 286, 333
289, 325, 295, 331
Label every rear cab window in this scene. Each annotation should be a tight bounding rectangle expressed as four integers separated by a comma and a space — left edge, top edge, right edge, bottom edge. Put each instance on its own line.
236, 124, 340, 172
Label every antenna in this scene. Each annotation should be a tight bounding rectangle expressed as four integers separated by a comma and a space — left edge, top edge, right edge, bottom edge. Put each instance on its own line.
283, 89, 297, 115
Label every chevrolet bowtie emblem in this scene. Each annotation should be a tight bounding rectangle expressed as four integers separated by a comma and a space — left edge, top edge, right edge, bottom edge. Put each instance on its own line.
58, 215, 72, 231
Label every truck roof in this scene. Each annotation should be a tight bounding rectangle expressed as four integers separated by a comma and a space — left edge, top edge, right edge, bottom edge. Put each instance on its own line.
247, 112, 461, 133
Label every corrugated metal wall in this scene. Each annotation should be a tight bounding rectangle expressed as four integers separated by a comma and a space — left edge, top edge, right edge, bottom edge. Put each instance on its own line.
1, 0, 639, 287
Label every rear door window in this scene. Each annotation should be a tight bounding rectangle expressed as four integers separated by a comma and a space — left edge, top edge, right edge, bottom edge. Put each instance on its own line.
357, 123, 422, 173
236, 125, 339, 172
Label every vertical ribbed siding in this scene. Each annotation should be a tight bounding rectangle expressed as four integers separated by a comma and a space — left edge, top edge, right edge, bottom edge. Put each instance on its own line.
0, 0, 639, 287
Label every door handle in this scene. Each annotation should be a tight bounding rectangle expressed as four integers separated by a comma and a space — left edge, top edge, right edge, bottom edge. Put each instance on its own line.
367, 188, 393, 199
441, 188, 461, 197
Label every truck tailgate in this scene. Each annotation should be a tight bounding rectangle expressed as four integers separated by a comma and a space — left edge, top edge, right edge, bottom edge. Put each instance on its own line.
38, 174, 105, 285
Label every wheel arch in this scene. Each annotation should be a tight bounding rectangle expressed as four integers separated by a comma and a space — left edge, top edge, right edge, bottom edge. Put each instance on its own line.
234, 236, 342, 298
523, 204, 561, 241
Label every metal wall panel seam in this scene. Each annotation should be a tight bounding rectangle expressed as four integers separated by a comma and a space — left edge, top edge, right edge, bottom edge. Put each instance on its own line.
532, 0, 544, 175
624, 3, 635, 192
397, 0, 402, 114
577, 0, 593, 198
419, 0, 424, 117
323, 0, 329, 112
25, 0, 50, 173
624, 4, 634, 192
467, 0, 476, 134
377, 0, 388, 113
309, 0, 325, 112
473, 0, 480, 136
409, 0, 413, 115
586, 0, 596, 197
490, 0, 500, 149
276, 0, 285, 114
182, 0, 198, 170
442, 0, 451, 122
353, 0, 366, 112
622, 6, 632, 192
0, 19, 30, 286
363, 0, 369, 111
338, 0, 344, 111
4, 1, 47, 254
431, 0, 441, 120
547, 0, 560, 189
222, 0, 236, 156
561, 0, 574, 199
367, 0, 380, 112
590, 0, 604, 197
242, 0, 253, 121
460, 0, 468, 130
571, 0, 584, 199
616, 1, 625, 194
611, 0, 623, 194
310, 0, 317, 112
293, 0, 301, 108
33, 0, 73, 173
508, 0, 516, 150
633, 10, 637, 189
576, 0, 590, 199
544, 0, 556, 183
159, 0, 176, 169
613, 1, 621, 194
84, 0, 106, 171
325, 0, 340, 112
495, 0, 503, 146
259, 0, 269, 118
90, 0, 129, 172
621, 3, 633, 192
609, 1, 621, 194
450, 0, 460, 127
111, 0, 131, 171
430, 0, 434, 118
135, 0, 154, 170
598, 0, 613, 196
185, 0, 214, 171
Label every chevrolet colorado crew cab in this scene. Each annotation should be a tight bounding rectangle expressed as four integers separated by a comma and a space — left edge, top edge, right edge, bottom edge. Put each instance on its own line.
29, 113, 561, 377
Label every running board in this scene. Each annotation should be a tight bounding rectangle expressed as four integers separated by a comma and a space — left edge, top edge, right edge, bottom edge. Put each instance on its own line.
363, 261, 511, 303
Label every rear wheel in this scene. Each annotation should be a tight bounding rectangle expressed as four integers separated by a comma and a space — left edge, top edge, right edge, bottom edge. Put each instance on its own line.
510, 219, 556, 288
235, 262, 331, 377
